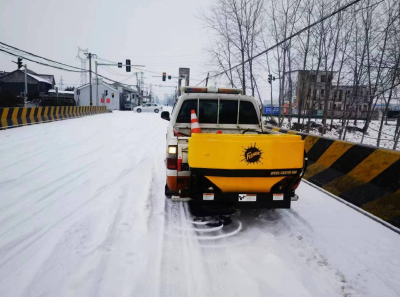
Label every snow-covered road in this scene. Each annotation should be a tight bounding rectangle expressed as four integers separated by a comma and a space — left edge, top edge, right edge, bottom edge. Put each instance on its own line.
0, 111, 399, 297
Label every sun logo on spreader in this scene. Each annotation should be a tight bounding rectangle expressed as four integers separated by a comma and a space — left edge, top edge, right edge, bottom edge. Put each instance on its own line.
240, 143, 263, 165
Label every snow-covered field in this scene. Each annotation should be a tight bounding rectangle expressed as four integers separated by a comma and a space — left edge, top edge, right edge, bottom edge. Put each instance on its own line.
0, 110, 400, 297
265, 116, 400, 150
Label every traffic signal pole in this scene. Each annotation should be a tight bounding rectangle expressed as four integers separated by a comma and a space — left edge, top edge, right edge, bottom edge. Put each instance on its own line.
270, 78, 273, 118
89, 53, 92, 106
24, 64, 27, 105
268, 74, 276, 118
94, 63, 144, 108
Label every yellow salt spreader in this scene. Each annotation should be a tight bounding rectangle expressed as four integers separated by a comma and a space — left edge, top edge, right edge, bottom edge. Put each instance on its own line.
181, 133, 307, 215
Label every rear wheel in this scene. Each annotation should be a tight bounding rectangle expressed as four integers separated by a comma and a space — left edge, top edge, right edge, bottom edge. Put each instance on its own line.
136, 108, 142, 113
165, 184, 172, 198
154, 109, 159, 113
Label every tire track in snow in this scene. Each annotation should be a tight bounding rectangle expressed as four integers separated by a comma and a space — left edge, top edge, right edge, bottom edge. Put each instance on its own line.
278, 208, 399, 296
256, 209, 360, 296
0, 162, 99, 233
161, 201, 244, 297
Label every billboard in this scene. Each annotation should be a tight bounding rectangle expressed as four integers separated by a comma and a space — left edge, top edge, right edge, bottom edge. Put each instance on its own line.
179, 68, 190, 86
264, 106, 279, 115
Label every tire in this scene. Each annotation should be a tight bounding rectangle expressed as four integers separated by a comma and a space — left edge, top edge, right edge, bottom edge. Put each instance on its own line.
165, 184, 172, 198
136, 108, 142, 113
154, 109, 159, 113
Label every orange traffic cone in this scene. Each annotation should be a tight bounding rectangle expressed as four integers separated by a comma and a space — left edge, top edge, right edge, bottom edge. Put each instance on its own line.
191, 110, 202, 134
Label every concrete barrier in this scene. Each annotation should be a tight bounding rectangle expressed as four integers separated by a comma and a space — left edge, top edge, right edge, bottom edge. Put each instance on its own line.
0, 106, 108, 129
268, 126, 400, 229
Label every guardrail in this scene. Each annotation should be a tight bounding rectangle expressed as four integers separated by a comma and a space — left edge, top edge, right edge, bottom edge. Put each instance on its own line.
0, 106, 108, 130
268, 126, 400, 229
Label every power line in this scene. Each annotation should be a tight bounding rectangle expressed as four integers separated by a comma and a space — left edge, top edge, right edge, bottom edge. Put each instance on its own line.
0, 47, 86, 73
0, 44, 139, 88
197, 0, 364, 86
0, 41, 84, 71
97, 56, 205, 81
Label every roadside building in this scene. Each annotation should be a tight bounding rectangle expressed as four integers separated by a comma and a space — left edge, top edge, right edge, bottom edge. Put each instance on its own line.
112, 82, 139, 110
0, 71, 9, 78
75, 78, 120, 110
291, 70, 374, 118
0, 69, 55, 96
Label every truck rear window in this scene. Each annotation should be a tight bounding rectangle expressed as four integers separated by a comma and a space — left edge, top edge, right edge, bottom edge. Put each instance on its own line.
176, 99, 258, 125
219, 100, 238, 124
176, 100, 197, 123
239, 101, 259, 124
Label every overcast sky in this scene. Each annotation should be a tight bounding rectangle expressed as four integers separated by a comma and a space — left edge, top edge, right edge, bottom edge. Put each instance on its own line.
0, 0, 215, 99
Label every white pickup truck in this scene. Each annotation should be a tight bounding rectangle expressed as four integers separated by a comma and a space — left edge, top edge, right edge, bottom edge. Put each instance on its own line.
160, 86, 306, 216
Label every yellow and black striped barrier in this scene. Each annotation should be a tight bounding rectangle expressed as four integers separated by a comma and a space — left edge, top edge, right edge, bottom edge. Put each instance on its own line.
0, 106, 108, 130
268, 126, 400, 229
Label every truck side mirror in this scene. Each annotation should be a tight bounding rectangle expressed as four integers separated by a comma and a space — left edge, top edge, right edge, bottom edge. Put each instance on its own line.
161, 111, 170, 121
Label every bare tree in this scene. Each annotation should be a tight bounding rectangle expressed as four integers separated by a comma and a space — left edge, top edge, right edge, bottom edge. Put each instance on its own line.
200, 0, 265, 98
321, 1, 342, 135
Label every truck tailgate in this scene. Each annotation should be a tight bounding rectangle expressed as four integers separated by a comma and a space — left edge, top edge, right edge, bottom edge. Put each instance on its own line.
188, 134, 304, 193
188, 134, 304, 170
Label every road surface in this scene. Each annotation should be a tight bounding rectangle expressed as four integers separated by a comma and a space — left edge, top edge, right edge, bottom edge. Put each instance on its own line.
0, 111, 399, 297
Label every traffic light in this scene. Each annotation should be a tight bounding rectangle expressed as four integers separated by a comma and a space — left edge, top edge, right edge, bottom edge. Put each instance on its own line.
112, 93, 114, 98
105, 90, 108, 96
162, 72, 166, 81
126, 59, 131, 72
168, 75, 171, 80
17, 58, 23, 69
268, 74, 276, 84
118, 62, 122, 68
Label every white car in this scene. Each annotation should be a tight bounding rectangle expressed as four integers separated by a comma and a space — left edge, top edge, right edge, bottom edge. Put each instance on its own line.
134, 103, 163, 113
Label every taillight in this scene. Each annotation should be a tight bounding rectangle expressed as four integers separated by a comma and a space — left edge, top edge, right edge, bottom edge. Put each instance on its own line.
167, 145, 177, 169
173, 128, 184, 137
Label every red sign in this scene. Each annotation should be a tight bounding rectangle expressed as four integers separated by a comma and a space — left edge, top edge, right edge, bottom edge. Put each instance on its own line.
106, 98, 110, 103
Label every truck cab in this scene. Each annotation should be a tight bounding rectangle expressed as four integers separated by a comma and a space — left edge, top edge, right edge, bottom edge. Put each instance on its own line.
161, 87, 306, 215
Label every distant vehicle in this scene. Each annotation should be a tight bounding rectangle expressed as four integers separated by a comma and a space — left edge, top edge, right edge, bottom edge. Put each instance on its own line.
134, 103, 163, 113
124, 101, 132, 110
25, 99, 41, 107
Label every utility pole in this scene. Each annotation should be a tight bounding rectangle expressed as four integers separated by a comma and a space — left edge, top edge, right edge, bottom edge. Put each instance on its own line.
60, 76, 64, 90
149, 84, 153, 103
84, 52, 97, 106
24, 64, 28, 105
95, 60, 99, 106
77, 47, 88, 85
88, 53, 92, 106
205, 72, 209, 87
141, 72, 144, 104
135, 72, 139, 106
178, 78, 182, 96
